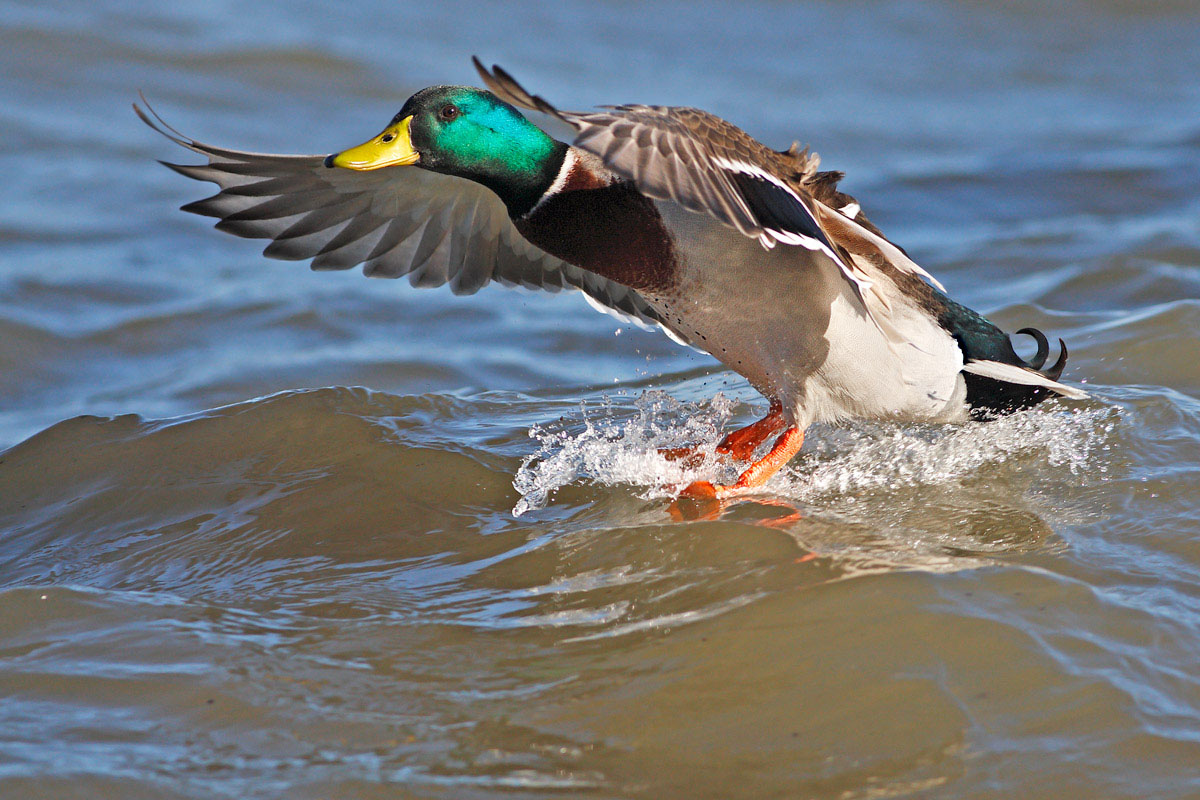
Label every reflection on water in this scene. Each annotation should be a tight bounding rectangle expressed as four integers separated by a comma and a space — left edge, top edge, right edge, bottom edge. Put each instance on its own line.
2, 0, 1200, 797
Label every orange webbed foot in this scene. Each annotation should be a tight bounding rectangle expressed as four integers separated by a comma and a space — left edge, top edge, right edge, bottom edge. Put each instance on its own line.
714, 401, 786, 462
662, 403, 805, 522
667, 491, 724, 522
672, 426, 805, 505
679, 479, 720, 499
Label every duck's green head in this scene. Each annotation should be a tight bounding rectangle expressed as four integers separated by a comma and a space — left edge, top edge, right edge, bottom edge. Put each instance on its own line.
326, 85, 567, 215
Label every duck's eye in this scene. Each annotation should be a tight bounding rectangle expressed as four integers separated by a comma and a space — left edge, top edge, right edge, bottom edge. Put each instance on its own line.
380, 132, 396, 143
439, 104, 460, 122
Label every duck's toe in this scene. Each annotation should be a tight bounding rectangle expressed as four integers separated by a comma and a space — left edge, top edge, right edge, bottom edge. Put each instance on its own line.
679, 480, 721, 499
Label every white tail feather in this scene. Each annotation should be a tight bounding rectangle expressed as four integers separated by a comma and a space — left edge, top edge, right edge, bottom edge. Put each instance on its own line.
962, 360, 1089, 400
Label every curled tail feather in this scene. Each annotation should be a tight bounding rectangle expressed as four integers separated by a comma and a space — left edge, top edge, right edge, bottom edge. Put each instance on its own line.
1013, 326, 1070, 381
962, 325, 1086, 418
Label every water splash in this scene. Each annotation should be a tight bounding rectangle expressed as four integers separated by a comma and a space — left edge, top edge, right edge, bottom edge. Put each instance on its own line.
512, 392, 1120, 515
512, 392, 737, 516
791, 404, 1120, 500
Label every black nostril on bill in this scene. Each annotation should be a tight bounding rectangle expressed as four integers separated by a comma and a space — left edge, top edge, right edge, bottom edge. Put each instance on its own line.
323, 154, 336, 168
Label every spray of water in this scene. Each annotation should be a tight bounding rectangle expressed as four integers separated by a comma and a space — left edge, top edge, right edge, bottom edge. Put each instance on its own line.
512, 392, 736, 516
512, 391, 1119, 516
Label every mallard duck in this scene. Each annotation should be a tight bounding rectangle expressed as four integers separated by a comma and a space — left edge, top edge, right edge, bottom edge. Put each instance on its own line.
137, 57, 1086, 500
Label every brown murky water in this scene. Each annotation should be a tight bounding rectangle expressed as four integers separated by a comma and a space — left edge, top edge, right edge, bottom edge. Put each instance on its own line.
3, 1, 1200, 798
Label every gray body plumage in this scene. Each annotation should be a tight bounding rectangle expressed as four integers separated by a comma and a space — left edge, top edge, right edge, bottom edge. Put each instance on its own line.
643, 200, 968, 427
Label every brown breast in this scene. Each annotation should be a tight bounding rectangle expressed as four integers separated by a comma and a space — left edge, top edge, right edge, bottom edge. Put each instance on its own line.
514, 169, 679, 295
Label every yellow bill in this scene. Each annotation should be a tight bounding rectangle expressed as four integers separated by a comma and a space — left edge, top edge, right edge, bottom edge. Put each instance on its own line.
326, 116, 419, 170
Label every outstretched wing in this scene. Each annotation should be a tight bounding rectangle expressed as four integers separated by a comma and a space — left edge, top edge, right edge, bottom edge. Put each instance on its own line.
135, 100, 675, 335
474, 58, 949, 314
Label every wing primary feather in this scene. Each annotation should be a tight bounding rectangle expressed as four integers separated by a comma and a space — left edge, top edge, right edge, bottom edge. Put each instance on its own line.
220, 190, 358, 224
406, 210, 456, 284
134, 96, 191, 147
160, 161, 219, 183
473, 58, 568, 123
310, 219, 389, 271
219, 174, 328, 198
270, 197, 368, 242
365, 214, 430, 263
